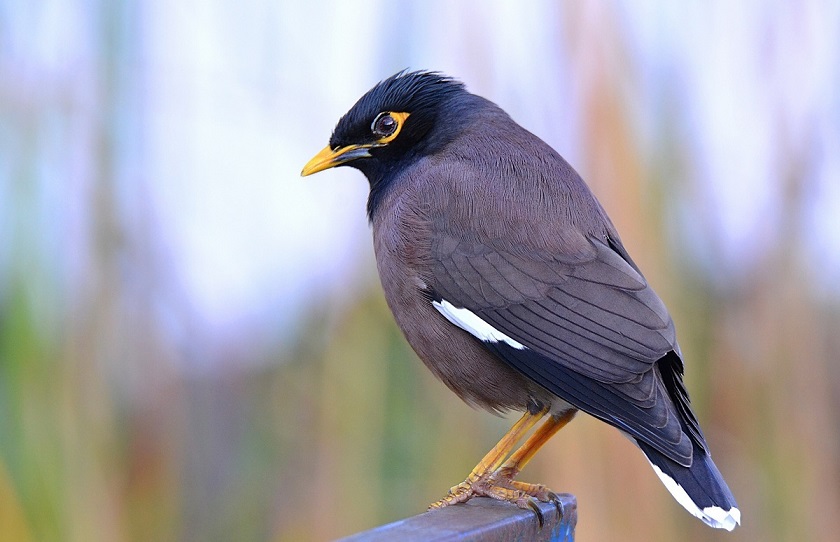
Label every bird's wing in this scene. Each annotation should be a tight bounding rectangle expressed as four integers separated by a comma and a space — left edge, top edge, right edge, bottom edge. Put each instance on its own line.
430, 229, 702, 465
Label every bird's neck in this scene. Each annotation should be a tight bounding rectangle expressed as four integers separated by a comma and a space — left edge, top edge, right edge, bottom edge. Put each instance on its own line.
366, 171, 397, 222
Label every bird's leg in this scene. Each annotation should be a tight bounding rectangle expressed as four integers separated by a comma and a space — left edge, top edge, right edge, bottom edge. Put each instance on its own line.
428, 409, 547, 510
497, 409, 577, 478
490, 409, 578, 511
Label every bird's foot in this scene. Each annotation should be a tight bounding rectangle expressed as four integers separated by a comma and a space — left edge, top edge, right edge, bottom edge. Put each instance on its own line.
428, 469, 560, 527
497, 476, 565, 518
428, 479, 478, 509
493, 467, 563, 511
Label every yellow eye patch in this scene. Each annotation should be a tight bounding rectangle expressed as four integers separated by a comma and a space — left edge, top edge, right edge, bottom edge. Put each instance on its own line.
372, 112, 410, 144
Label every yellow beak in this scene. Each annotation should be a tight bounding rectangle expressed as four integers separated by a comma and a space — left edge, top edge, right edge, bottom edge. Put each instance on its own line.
301, 144, 373, 176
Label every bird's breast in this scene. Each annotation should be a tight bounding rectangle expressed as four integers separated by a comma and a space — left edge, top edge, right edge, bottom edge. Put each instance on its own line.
370, 185, 545, 412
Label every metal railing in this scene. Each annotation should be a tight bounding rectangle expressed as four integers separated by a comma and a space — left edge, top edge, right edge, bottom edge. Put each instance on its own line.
338, 494, 576, 541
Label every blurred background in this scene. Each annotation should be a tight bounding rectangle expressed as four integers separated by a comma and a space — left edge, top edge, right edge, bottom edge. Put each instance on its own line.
1, 1, 839, 541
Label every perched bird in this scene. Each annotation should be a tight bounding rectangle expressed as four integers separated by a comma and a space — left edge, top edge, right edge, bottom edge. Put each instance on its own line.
301, 70, 740, 530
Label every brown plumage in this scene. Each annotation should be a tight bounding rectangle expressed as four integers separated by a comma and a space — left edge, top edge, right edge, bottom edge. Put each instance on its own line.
302, 70, 739, 530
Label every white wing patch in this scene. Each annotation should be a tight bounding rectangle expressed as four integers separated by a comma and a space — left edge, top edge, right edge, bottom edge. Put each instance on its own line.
432, 299, 526, 350
649, 462, 741, 531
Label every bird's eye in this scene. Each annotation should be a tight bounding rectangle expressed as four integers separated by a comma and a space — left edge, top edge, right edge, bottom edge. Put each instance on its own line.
372, 113, 398, 137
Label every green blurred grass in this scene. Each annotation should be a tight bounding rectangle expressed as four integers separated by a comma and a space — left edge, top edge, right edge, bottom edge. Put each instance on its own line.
2, 241, 839, 541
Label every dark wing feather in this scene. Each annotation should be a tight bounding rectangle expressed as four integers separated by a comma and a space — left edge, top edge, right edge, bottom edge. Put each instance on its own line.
484, 342, 693, 464
433, 234, 675, 380
431, 231, 700, 464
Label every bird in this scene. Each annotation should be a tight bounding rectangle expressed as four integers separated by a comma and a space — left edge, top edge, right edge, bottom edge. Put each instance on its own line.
301, 70, 740, 531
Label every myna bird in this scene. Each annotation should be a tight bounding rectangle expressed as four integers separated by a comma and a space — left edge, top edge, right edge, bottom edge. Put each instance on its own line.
301, 70, 740, 530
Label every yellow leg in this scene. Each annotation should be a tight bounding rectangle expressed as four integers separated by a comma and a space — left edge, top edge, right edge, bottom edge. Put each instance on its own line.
428, 407, 578, 525
500, 409, 577, 476
429, 409, 546, 510
467, 409, 547, 478
486, 410, 577, 509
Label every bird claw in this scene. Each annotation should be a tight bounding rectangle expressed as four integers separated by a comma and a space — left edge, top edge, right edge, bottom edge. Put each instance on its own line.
547, 491, 565, 518
527, 498, 545, 527
428, 472, 557, 528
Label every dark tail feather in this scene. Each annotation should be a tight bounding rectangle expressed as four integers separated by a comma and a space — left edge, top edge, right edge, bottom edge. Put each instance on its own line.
637, 439, 740, 530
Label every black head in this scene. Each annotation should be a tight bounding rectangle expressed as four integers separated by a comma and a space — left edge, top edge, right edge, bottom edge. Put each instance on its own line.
301, 71, 478, 187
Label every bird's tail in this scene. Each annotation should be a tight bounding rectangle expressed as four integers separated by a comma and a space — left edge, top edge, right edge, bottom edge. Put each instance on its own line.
637, 439, 740, 530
